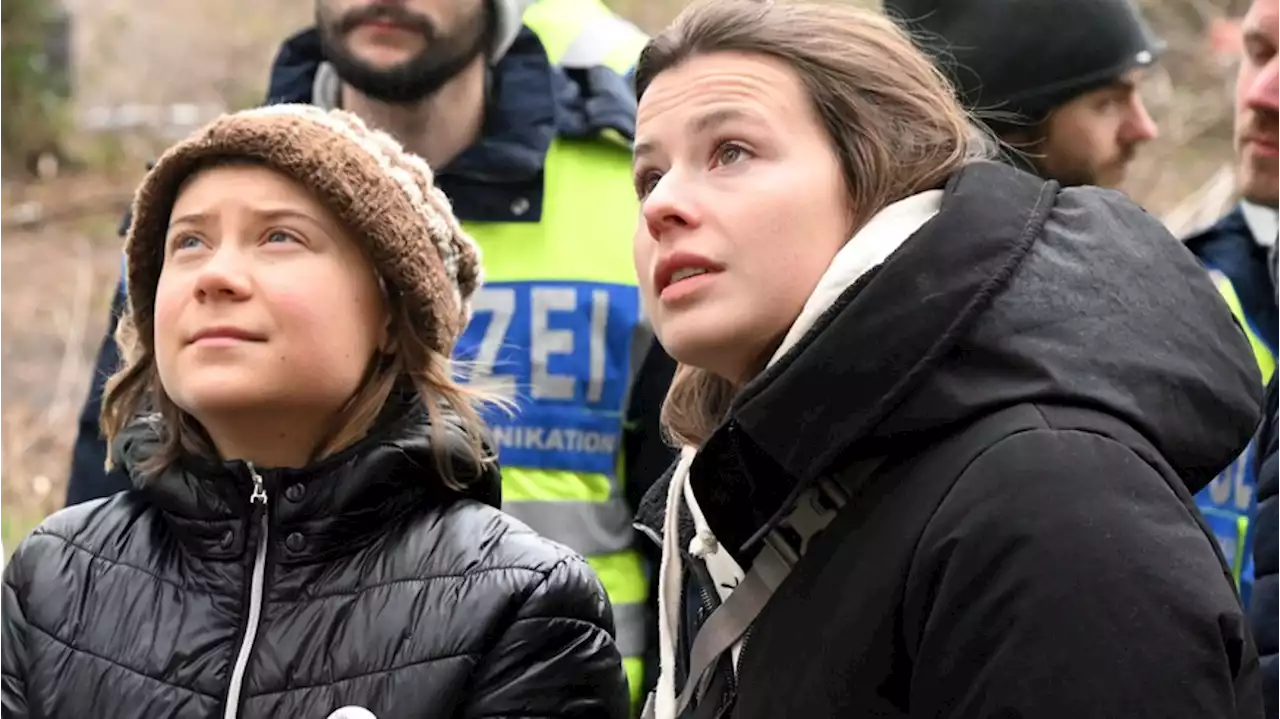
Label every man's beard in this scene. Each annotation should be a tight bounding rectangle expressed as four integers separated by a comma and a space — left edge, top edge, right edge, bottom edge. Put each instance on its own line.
1040, 144, 1137, 189
316, 2, 492, 105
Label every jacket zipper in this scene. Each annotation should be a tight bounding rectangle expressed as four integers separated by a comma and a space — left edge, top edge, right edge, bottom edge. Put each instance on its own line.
223, 463, 270, 719
683, 554, 739, 717
637, 495, 742, 712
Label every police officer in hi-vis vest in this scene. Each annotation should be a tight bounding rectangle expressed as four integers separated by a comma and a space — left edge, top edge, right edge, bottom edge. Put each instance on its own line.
1218, 1, 1280, 706
1184, 0, 1278, 608
64, 0, 666, 706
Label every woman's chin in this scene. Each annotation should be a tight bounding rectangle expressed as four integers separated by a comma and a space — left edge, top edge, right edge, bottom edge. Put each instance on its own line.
169, 381, 278, 421
659, 328, 746, 380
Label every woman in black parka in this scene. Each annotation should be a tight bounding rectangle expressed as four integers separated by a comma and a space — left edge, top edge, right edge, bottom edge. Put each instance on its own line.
1, 105, 628, 718
628, 1, 1266, 717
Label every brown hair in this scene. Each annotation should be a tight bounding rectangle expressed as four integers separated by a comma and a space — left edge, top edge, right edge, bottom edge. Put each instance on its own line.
101, 157, 502, 488
635, 0, 994, 447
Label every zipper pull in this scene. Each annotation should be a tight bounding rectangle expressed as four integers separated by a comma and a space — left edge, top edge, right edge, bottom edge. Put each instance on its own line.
247, 463, 268, 506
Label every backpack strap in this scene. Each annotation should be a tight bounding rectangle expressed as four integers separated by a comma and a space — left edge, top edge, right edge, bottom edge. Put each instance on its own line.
669, 458, 886, 716
642, 405, 1060, 719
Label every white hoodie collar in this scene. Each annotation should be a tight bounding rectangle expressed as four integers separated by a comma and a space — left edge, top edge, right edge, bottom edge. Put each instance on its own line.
651, 189, 943, 719
766, 190, 944, 368
1241, 201, 1278, 249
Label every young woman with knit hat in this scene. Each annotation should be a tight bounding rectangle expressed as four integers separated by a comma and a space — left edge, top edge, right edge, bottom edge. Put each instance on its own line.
0, 105, 629, 718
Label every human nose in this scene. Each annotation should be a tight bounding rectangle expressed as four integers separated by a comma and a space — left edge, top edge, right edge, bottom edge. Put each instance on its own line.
1246, 56, 1280, 114
1122, 97, 1159, 144
640, 170, 700, 242
191, 242, 253, 302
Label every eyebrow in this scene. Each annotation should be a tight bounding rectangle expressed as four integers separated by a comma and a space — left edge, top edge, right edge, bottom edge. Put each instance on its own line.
167, 210, 213, 228
634, 107, 760, 161
168, 207, 321, 228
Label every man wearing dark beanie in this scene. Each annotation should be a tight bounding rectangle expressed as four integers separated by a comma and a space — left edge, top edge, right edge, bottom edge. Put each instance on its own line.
885, 0, 1163, 188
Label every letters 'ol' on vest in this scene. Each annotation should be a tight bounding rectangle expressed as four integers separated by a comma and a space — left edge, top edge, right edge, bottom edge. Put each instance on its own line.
1195, 270, 1277, 607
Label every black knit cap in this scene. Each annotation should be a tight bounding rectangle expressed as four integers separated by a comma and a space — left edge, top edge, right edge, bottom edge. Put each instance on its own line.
884, 0, 1165, 128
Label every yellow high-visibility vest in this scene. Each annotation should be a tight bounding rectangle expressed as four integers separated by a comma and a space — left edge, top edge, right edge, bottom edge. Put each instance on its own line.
464, 7, 651, 702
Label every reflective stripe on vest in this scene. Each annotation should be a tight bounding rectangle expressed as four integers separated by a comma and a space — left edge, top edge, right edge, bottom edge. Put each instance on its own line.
1194, 270, 1275, 603
456, 136, 649, 698
523, 0, 649, 73
501, 6, 649, 695
1210, 270, 1276, 384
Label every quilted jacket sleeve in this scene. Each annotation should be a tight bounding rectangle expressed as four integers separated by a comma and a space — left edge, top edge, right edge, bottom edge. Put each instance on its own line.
462, 556, 629, 719
3, 543, 30, 719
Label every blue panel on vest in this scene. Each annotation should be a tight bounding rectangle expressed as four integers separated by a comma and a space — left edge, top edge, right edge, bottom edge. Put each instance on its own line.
455, 280, 640, 476
1194, 439, 1257, 602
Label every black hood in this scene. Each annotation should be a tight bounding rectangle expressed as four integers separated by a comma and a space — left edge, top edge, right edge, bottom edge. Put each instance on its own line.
730, 161, 1260, 496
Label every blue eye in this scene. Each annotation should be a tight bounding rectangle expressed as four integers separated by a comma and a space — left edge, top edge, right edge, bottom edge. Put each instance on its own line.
265, 231, 297, 244
173, 235, 204, 251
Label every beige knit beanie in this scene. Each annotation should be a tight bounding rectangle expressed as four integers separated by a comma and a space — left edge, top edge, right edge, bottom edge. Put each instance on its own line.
121, 104, 483, 357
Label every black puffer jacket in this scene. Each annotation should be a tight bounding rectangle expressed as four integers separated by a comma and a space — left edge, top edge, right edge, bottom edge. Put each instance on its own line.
2, 402, 628, 718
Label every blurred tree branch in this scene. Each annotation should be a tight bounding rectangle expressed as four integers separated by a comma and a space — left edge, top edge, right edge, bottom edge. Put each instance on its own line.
2, 0, 72, 179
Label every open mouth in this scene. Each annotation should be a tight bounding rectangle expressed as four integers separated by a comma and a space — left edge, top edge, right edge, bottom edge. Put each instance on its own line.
669, 267, 711, 284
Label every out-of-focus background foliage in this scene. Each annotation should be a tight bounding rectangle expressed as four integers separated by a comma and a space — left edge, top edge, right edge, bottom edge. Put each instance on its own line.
0, 0, 1255, 548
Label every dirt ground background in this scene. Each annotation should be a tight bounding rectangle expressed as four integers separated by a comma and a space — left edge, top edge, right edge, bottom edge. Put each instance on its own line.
0, 0, 1253, 552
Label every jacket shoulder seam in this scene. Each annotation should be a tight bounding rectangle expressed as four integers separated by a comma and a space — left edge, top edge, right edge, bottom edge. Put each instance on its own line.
289, 563, 555, 603
517, 555, 575, 602
901, 423, 1133, 635
22, 617, 218, 699
905, 421, 1051, 574
504, 614, 609, 632
503, 555, 608, 623
248, 647, 480, 699
24, 529, 201, 595
917, 423, 1209, 556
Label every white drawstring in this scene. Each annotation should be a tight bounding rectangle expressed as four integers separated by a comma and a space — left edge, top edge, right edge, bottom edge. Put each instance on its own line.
654, 446, 698, 719
684, 471, 718, 559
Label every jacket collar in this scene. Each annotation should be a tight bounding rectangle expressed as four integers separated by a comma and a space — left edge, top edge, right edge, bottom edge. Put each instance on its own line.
1186, 205, 1280, 352
1241, 201, 1278, 249
122, 394, 501, 562
633, 189, 947, 552
636, 162, 1054, 564
264, 26, 636, 224
727, 164, 1049, 486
